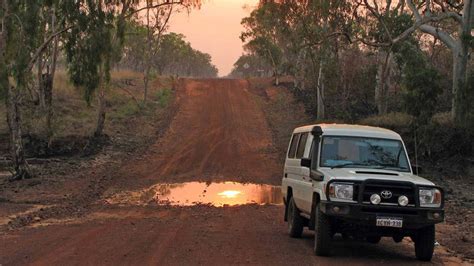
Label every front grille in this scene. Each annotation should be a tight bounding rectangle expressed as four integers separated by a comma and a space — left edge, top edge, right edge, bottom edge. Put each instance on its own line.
361, 207, 418, 215
358, 180, 416, 207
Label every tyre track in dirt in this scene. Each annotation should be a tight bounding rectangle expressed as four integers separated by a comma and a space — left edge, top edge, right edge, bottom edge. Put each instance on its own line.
106, 78, 281, 192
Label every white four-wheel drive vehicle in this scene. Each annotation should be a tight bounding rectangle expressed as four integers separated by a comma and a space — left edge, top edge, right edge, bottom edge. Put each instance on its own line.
282, 124, 444, 261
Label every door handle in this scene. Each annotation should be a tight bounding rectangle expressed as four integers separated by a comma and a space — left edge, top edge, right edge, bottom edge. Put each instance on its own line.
284, 173, 288, 178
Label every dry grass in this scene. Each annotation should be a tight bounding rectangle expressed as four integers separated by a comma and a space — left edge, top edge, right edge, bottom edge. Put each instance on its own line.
0, 70, 174, 140
248, 78, 311, 164
432, 112, 453, 125
359, 112, 414, 128
0, 104, 7, 134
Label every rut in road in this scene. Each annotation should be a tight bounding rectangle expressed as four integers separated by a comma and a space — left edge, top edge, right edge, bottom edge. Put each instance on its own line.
120, 78, 281, 186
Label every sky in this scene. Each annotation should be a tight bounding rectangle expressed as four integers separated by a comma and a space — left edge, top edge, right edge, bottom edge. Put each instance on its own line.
168, 0, 259, 76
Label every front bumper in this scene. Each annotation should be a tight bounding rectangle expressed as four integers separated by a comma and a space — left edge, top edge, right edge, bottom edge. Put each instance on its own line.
320, 201, 444, 230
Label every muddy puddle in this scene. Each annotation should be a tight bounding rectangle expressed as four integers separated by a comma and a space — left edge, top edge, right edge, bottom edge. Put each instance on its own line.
106, 182, 283, 207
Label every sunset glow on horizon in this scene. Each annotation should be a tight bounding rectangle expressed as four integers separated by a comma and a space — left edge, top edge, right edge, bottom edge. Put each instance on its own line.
168, 0, 259, 76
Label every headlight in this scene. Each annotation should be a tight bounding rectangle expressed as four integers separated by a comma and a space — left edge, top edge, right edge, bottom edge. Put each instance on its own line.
419, 188, 442, 208
329, 183, 354, 202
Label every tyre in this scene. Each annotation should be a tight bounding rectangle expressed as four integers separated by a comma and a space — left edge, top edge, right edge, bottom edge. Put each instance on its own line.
393, 235, 404, 243
367, 236, 381, 244
313, 204, 332, 256
414, 225, 435, 261
287, 197, 304, 238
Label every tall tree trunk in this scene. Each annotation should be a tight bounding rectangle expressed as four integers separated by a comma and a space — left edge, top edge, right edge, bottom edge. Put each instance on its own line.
143, 0, 152, 103
94, 82, 107, 138
1, 0, 31, 179
45, 6, 59, 145
43, 74, 53, 144
317, 60, 325, 120
402, 0, 472, 124
6, 85, 32, 180
37, 55, 45, 107
94, 64, 107, 138
144, 66, 150, 102
375, 50, 392, 115
452, 43, 469, 124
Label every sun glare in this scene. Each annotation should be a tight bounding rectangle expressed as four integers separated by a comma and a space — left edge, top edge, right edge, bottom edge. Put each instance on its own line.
218, 190, 242, 198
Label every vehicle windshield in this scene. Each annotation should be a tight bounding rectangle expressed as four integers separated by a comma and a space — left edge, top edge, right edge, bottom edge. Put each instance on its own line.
319, 136, 410, 172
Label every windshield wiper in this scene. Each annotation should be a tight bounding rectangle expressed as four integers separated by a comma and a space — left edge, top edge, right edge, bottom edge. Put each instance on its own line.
331, 163, 369, 169
371, 164, 410, 171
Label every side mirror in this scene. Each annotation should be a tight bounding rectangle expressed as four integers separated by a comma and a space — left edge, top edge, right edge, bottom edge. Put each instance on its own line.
411, 164, 423, 175
300, 158, 311, 168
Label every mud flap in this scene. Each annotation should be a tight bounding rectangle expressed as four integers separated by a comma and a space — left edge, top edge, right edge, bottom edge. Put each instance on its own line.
309, 193, 320, 230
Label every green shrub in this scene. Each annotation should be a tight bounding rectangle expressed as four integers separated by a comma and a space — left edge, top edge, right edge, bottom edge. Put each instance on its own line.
155, 88, 172, 108
359, 113, 473, 173
111, 101, 140, 120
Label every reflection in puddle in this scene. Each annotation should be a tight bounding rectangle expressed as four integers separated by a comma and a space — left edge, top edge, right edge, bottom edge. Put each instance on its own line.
107, 182, 283, 207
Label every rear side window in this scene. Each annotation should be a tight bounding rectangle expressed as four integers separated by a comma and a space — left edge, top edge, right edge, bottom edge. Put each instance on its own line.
288, 133, 300, 158
296, 132, 308, 159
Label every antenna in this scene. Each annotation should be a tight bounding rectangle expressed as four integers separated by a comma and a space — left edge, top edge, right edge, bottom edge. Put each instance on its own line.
414, 126, 419, 176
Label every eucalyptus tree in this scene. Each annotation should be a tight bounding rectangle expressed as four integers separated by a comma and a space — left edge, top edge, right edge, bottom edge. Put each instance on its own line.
1, 1, 70, 180
353, 1, 415, 114
141, 1, 174, 102
241, 1, 287, 85
62, 0, 200, 137
36, 1, 63, 144
121, 21, 148, 71
1, 0, 200, 180
356, 0, 473, 124
151, 32, 217, 77
242, 0, 352, 119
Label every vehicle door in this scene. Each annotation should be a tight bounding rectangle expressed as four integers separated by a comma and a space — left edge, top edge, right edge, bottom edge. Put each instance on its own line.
283, 133, 304, 207
295, 132, 314, 213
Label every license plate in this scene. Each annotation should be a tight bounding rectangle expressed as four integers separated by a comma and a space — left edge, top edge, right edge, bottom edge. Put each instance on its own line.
376, 217, 403, 228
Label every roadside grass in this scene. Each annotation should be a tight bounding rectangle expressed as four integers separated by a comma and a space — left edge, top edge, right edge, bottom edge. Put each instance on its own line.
248, 78, 311, 163
359, 112, 414, 128
0, 104, 7, 135
0, 70, 175, 145
155, 88, 172, 108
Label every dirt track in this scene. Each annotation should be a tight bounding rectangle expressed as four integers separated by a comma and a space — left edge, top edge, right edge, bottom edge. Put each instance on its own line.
0, 79, 467, 265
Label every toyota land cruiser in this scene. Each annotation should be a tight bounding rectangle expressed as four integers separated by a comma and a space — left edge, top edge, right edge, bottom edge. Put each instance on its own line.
282, 124, 444, 261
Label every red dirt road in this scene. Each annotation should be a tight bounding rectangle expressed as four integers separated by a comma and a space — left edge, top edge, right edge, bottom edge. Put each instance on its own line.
103, 79, 281, 194
0, 79, 465, 265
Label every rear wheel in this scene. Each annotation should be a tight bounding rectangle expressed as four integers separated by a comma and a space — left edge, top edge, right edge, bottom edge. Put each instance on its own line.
313, 204, 332, 256
287, 197, 304, 238
414, 225, 435, 261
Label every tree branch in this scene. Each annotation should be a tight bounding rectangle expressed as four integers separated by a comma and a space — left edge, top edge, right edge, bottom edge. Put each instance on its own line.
364, 0, 393, 42
407, 0, 423, 21
461, 0, 473, 35
28, 26, 73, 71
125, 1, 185, 18
305, 32, 352, 47
419, 24, 458, 50
358, 0, 460, 49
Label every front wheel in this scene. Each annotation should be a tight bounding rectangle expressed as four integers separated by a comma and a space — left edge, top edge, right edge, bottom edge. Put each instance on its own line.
414, 225, 435, 261
314, 204, 332, 256
287, 197, 304, 238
